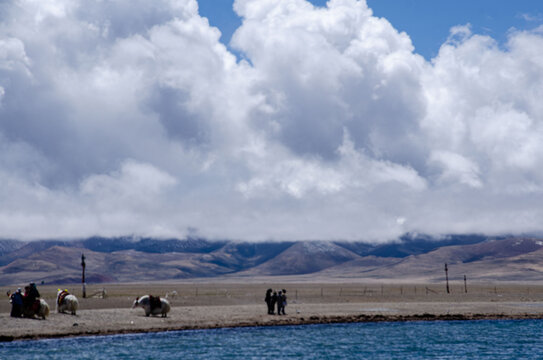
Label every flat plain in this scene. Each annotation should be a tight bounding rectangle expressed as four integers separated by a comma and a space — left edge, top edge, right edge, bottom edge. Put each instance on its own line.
2, 278, 543, 341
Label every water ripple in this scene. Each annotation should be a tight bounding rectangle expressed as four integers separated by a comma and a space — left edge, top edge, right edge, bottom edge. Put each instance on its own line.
2, 320, 543, 359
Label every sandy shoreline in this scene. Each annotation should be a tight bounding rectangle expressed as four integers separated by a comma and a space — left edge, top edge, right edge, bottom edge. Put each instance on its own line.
3, 282, 543, 342
3, 302, 543, 342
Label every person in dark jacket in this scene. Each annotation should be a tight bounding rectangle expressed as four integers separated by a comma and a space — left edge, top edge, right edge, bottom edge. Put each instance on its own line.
277, 291, 283, 315
271, 291, 278, 315
9, 288, 23, 317
265, 289, 273, 314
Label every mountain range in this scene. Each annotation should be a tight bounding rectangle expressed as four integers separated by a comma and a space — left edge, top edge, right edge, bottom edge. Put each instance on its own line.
1, 234, 543, 286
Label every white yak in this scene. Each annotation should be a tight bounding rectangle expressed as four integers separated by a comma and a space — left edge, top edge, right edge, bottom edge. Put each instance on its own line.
132, 295, 170, 317
22, 299, 50, 319
56, 289, 79, 315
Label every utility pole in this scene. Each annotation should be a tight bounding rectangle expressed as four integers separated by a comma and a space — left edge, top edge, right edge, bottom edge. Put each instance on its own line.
444, 263, 450, 294
81, 253, 86, 298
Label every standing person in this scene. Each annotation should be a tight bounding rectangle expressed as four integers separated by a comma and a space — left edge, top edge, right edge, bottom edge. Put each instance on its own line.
265, 289, 273, 314
277, 291, 283, 315
22, 285, 32, 314
271, 291, 278, 315
281, 289, 287, 315
29, 283, 40, 299
8, 288, 23, 317
23, 282, 40, 315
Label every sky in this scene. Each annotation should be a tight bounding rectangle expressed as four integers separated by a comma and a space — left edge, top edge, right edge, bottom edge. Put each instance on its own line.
199, 0, 543, 60
1, 0, 543, 242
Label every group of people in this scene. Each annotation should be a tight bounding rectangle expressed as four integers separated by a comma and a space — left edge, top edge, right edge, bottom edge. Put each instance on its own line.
7, 282, 41, 318
265, 288, 287, 315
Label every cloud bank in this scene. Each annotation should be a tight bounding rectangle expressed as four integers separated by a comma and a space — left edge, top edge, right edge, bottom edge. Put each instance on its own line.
1, 0, 543, 241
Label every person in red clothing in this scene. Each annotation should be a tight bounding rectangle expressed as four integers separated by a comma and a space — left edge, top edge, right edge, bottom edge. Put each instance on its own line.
23, 283, 40, 316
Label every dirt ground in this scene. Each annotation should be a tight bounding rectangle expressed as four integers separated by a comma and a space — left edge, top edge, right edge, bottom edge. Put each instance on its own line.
2, 280, 543, 341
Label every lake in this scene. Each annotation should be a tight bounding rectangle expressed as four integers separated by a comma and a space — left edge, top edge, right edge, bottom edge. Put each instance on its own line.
2, 319, 542, 359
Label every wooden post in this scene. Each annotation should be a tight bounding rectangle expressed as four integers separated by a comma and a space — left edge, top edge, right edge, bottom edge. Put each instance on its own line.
464, 275, 467, 293
81, 253, 86, 298
444, 263, 450, 294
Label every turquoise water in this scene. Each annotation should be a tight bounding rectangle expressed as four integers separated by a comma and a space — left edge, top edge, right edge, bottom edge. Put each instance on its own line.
2, 320, 543, 359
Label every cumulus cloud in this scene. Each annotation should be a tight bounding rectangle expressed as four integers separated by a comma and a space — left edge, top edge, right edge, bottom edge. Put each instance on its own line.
0, 0, 543, 241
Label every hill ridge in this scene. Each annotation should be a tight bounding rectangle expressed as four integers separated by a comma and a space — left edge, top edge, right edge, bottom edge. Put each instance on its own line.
2, 235, 543, 285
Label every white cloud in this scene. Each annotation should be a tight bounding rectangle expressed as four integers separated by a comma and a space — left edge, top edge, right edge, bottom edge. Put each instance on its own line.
80, 160, 177, 202
519, 13, 543, 23
429, 150, 482, 188
232, 0, 427, 166
0, 38, 30, 71
1, 0, 543, 241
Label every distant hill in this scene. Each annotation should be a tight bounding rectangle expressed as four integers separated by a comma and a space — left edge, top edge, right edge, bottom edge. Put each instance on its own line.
0, 240, 25, 257
77, 236, 227, 254
321, 237, 543, 282
0, 240, 76, 266
334, 234, 492, 258
1, 235, 543, 285
243, 242, 360, 275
